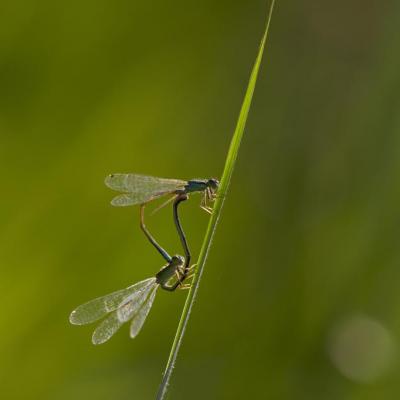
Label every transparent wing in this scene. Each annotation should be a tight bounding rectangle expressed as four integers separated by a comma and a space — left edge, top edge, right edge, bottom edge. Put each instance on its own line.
104, 174, 186, 206
69, 278, 155, 325
91, 312, 124, 345
110, 193, 155, 207
117, 280, 156, 322
130, 285, 158, 338
91, 280, 157, 345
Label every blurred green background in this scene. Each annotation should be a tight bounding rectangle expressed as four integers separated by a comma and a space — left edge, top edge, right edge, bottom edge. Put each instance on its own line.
1, 0, 400, 399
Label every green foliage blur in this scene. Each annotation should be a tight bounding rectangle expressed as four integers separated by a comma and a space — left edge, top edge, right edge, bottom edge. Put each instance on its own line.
1, 1, 400, 399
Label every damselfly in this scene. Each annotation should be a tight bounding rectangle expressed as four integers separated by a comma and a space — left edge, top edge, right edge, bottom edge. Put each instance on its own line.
105, 173, 219, 213
69, 195, 191, 344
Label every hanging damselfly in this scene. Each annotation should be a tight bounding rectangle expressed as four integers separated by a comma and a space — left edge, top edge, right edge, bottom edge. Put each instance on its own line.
104, 173, 219, 213
69, 195, 192, 344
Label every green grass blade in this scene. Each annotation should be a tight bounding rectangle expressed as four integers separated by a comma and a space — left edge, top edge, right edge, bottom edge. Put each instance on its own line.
156, 1, 276, 398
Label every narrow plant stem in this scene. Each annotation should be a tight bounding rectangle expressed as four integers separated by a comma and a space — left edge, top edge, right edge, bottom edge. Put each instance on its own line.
156, 2, 276, 398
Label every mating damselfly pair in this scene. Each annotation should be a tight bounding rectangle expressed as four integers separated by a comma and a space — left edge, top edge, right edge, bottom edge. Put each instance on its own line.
69, 174, 218, 344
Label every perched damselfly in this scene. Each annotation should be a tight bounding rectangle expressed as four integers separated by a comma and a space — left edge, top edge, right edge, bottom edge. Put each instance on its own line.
105, 173, 219, 213
69, 195, 191, 344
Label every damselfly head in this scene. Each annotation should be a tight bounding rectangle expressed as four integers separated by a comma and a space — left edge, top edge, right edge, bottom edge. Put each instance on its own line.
207, 178, 219, 191
171, 255, 185, 266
